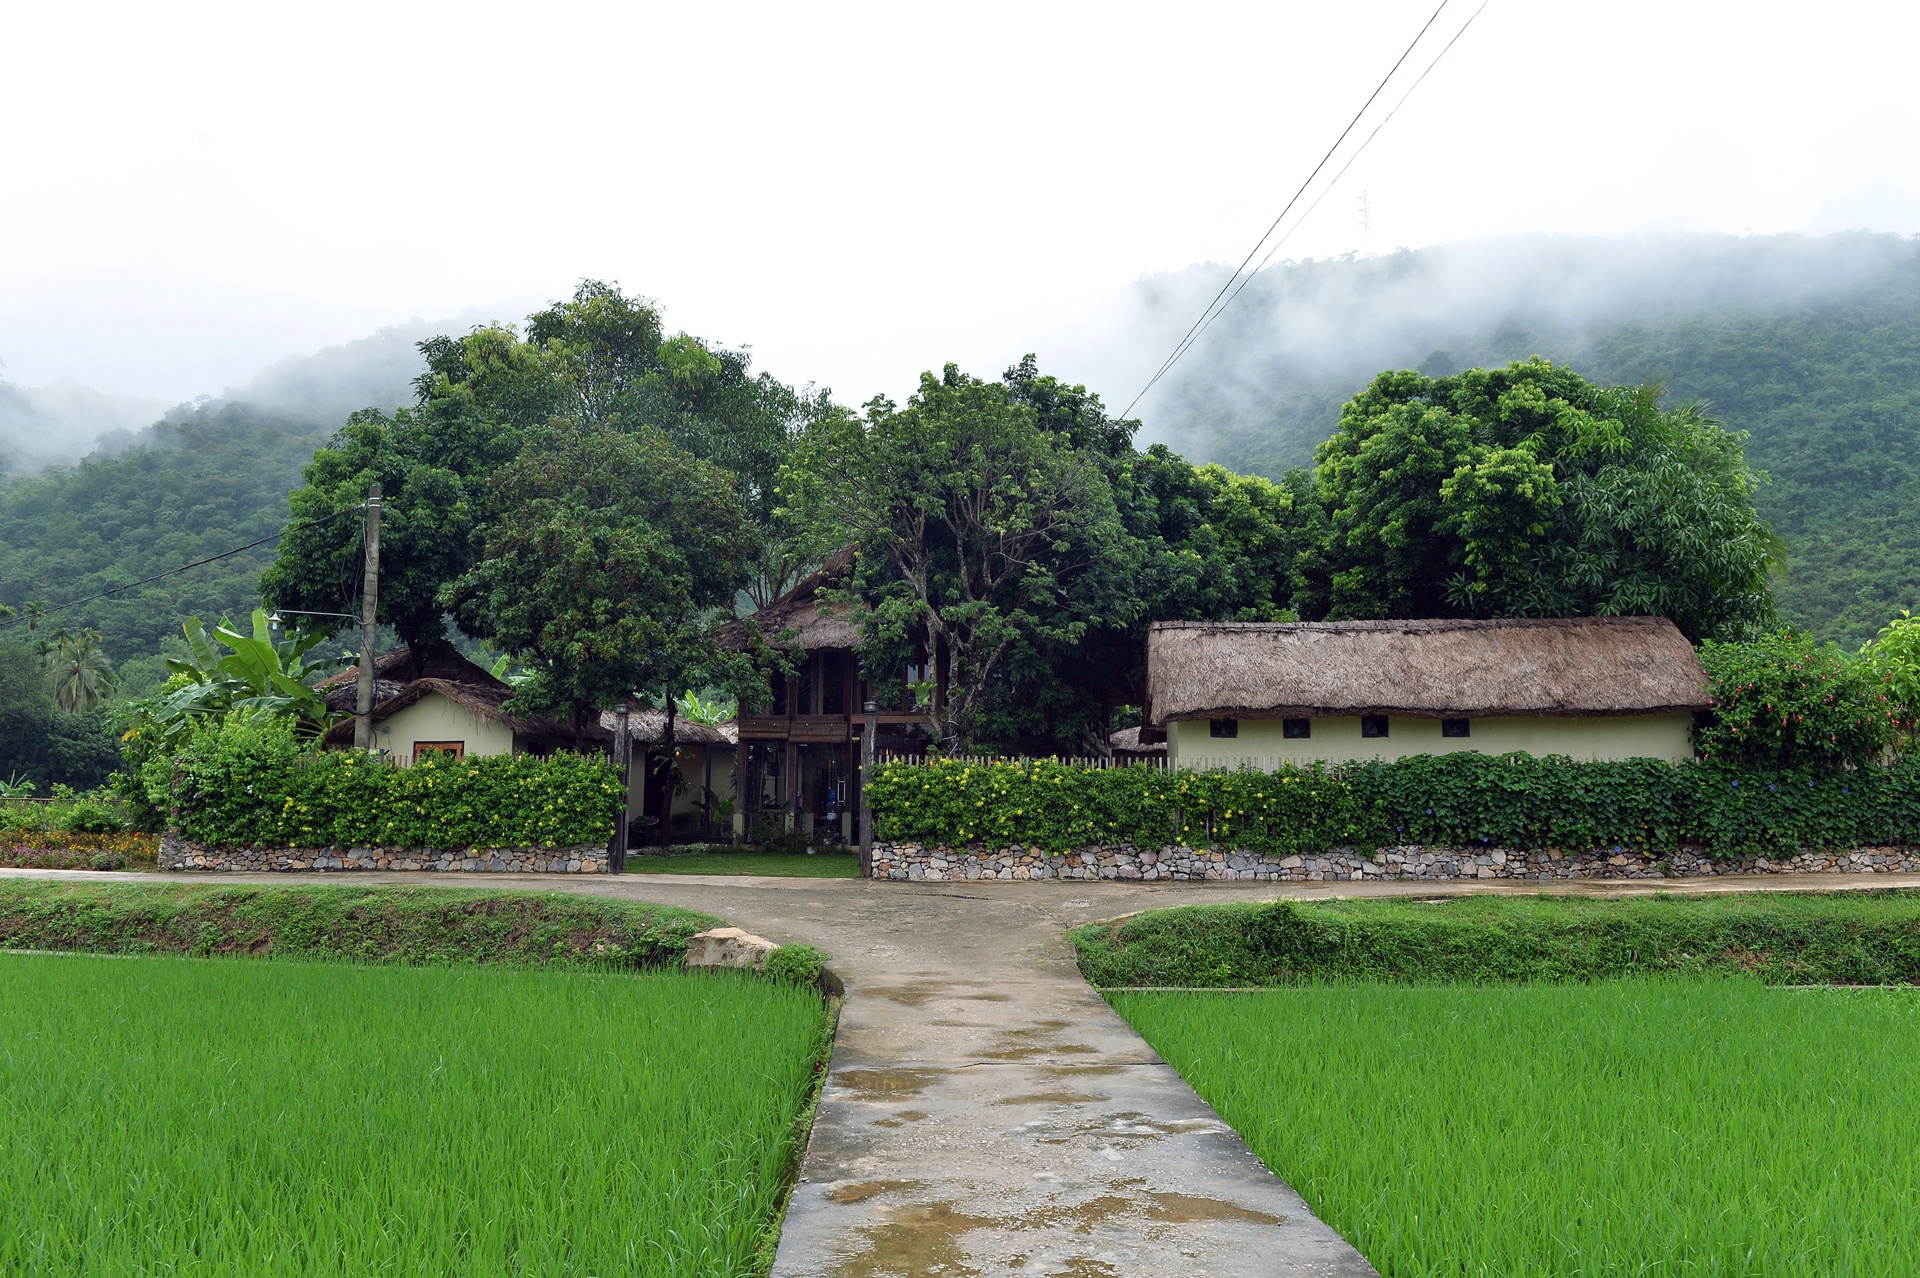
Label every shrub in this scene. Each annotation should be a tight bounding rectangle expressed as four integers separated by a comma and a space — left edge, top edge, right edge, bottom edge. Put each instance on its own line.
156, 715, 621, 850
867, 753, 1920, 858
763, 943, 828, 988
61, 799, 125, 834
1865, 609, 1920, 750
1696, 631, 1903, 769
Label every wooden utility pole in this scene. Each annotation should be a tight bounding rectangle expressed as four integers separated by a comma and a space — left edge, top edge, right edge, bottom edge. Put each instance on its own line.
353, 481, 382, 751
859, 699, 877, 875
609, 701, 631, 873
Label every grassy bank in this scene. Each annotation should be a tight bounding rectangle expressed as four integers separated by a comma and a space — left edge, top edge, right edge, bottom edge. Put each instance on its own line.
0, 953, 829, 1277
1072, 890, 1920, 987
0, 881, 716, 967
1111, 981, 1920, 1276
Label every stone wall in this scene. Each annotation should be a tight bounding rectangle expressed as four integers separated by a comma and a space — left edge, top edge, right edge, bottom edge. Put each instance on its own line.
159, 836, 606, 874
870, 841, 1920, 883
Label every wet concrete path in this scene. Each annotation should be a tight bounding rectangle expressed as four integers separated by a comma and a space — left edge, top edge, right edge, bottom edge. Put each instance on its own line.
11, 867, 1917, 1275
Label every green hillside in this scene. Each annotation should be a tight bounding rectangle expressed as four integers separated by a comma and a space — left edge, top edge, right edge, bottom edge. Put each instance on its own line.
0, 405, 330, 691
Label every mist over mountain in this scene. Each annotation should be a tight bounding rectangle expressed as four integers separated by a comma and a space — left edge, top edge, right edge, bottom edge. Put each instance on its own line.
1123, 232, 1920, 644
0, 378, 165, 474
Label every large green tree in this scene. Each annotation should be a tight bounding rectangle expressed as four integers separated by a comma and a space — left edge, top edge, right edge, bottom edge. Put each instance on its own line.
264, 281, 829, 652
784, 364, 1134, 752
1311, 358, 1779, 640
443, 423, 756, 741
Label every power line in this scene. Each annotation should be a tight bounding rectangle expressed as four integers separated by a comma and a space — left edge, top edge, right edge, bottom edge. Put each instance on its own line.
0, 503, 363, 633
1176, 2, 1490, 360
1120, 0, 1480, 418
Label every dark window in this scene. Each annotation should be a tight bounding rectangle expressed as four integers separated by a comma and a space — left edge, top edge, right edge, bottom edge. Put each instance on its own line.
799, 656, 819, 715
821, 652, 846, 715
1283, 718, 1311, 739
1442, 718, 1471, 738
1361, 715, 1389, 739
1209, 718, 1239, 738
766, 671, 787, 716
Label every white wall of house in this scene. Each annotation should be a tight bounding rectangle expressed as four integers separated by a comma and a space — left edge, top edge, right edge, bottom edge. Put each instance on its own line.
1167, 711, 1695, 767
372, 695, 516, 766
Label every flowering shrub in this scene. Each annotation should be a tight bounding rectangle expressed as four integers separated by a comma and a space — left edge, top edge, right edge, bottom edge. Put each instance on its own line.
867, 753, 1920, 858
1696, 632, 1905, 770
154, 714, 620, 849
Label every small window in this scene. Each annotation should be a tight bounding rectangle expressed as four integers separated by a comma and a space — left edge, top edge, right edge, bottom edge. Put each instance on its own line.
1442, 718, 1471, 738
414, 740, 465, 759
1209, 718, 1239, 738
1283, 718, 1311, 739
1360, 715, 1389, 739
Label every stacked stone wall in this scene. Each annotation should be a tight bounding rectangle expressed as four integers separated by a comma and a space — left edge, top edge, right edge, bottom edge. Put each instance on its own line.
870, 841, 1920, 883
159, 836, 606, 874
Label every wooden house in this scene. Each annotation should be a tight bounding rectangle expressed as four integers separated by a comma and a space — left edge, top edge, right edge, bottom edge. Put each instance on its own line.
724, 552, 937, 843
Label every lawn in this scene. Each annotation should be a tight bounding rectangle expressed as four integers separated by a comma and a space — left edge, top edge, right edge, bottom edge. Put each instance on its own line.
1111, 980, 1920, 1277
0, 952, 831, 1277
625, 848, 861, 877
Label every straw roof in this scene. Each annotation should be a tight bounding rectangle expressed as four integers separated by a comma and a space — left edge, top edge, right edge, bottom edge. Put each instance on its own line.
721, 548, 862, 652
315, 646, 498, 701
1145, 617, 1709, 725
595, 707, 739, 746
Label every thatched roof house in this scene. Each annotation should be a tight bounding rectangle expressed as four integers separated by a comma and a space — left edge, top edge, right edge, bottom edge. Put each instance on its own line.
1145, 617, 1708, 765
320, 649, 587, 762
719, 548, 862, 653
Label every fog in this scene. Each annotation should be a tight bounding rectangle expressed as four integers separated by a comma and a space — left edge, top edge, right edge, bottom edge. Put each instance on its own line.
1077, 231, 1920, 473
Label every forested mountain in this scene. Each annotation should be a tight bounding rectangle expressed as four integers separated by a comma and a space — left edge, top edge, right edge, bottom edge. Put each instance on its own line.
0, 406, 334, 692
1138, 233, 1920, 644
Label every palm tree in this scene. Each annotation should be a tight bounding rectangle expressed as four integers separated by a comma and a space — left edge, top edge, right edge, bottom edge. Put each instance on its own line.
48, 629, 115, 712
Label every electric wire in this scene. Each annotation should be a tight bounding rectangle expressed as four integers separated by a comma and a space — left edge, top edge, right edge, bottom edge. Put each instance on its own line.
1119, 0, 1479, 419
0, 503, 364, 633
1187, 2, 1489, 353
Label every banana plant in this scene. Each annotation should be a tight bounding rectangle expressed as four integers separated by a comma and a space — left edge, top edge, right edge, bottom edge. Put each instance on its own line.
148, 610, 342, 739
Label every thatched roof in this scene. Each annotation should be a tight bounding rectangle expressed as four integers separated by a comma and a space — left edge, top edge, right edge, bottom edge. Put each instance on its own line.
1145, 617, 1709, 725
317, 647, 503, 712
721, 548, 862, 652
595, 707, 738, 746
321, 678, 590, 748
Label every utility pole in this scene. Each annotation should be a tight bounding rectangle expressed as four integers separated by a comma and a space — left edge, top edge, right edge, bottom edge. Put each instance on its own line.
353, 481, 382, 751
609, 701, 631, 873
859, 699, 877, 876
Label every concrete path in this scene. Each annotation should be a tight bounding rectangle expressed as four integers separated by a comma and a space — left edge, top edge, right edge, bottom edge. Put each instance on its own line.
10, 867, 1920, 1276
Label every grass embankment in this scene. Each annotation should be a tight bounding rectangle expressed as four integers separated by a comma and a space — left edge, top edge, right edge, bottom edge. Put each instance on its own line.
626, 847, 861, 878
1112, 982, 1920, 1276
0, 953, 830, 1276
1073, 890, 1920, 987
0, 880, 716, 966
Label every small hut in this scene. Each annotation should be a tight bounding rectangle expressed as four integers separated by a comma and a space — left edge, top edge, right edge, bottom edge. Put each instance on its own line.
1144, 617, 1709, 766
598, 708, 738, 842
318, 649, 583, 763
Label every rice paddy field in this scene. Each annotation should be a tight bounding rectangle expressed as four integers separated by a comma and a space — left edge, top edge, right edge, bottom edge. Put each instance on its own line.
0, 952, 831, 1277
1112, 980, 1920, 1277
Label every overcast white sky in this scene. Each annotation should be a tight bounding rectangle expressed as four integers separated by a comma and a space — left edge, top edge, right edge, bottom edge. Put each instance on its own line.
3, 0, 1916, 412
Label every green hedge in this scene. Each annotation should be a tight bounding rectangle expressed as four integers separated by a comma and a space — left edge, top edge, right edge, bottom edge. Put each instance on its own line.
154, 716, 620, 850
1070, 892, 1920, 986
0, 881, 713, 968
868, 753, 1920, 857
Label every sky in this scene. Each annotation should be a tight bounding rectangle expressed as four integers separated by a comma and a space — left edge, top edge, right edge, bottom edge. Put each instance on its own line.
3, 0, 1917, 416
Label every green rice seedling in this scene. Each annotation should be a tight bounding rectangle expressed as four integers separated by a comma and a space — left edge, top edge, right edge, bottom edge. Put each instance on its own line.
0, 954, 829, 1277
1112, 980, 1920, 1277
